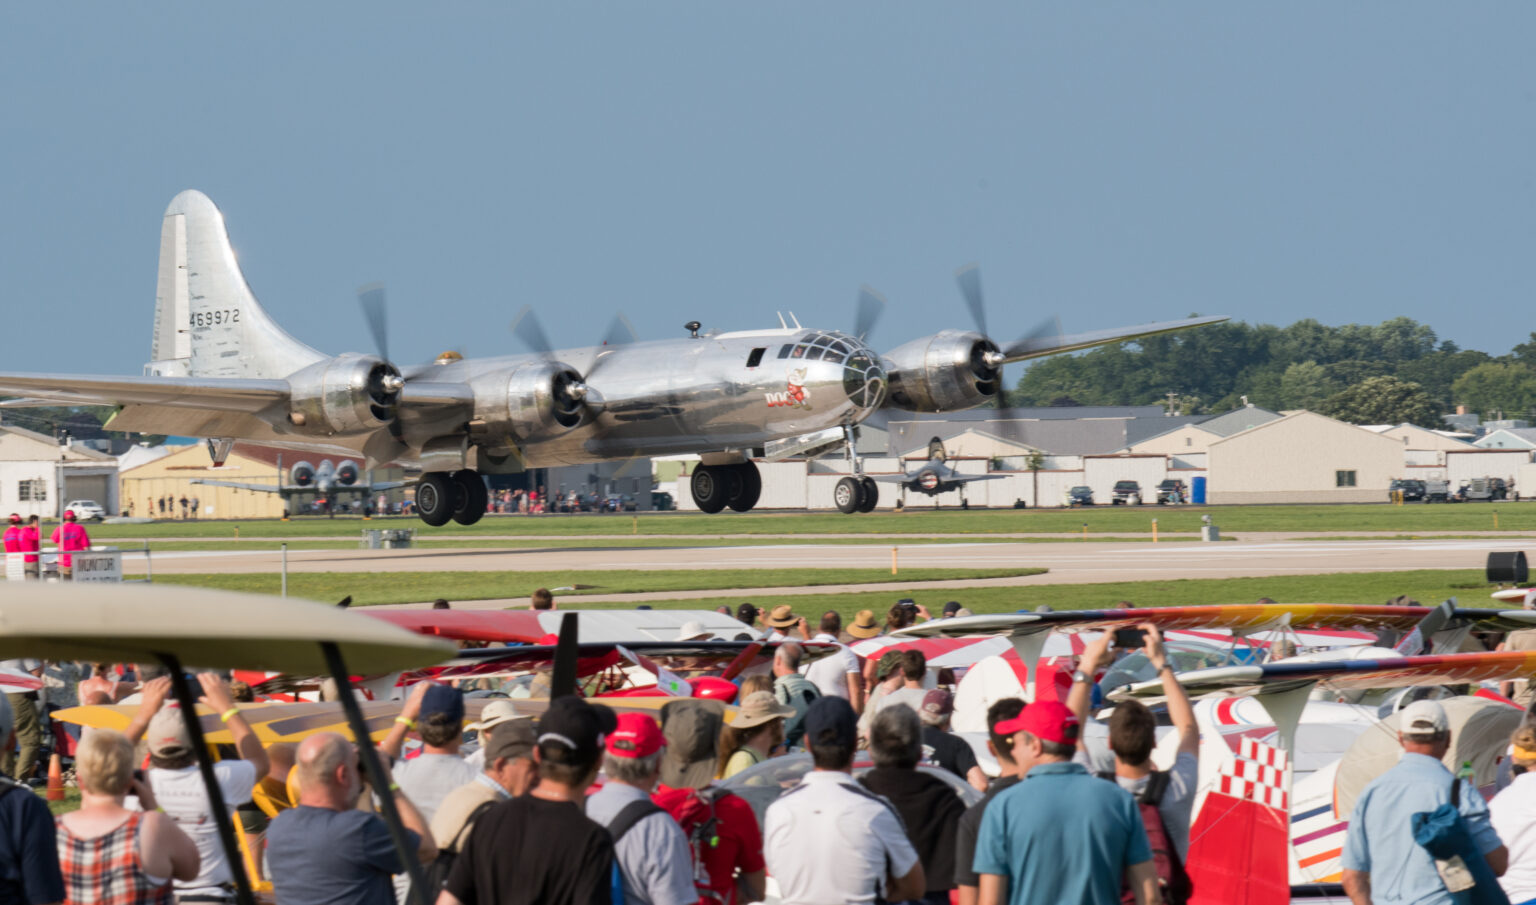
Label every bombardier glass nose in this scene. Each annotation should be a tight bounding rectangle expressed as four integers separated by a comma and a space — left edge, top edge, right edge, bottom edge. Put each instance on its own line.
842, 347, 886, 410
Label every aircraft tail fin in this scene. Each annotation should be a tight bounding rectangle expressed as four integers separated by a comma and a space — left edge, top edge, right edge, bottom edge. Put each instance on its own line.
145, 190, 324, 379
1393, 599, 1457, 656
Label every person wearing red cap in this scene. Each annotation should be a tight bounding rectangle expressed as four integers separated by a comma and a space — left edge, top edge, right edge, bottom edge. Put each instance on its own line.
586, 712, 696, 905
974, 700, 1160, 905
51, 509, 90, 580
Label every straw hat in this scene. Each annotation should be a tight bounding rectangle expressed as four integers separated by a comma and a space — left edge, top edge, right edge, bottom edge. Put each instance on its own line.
847, 609, 881, 639
764, 605, 801, 629
732, 691, 795, 729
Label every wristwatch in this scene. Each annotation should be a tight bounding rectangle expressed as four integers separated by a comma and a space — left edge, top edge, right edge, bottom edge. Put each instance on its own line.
1071, 670, 1091, 684
1157, 663, 1175, 675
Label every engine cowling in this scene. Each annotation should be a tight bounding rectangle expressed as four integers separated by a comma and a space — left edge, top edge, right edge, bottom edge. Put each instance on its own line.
290, 462, 315, 486
881, 330, 1001, 412
335, 460, 360, 486
470, 360, 589, 441
285, 354, 403, 435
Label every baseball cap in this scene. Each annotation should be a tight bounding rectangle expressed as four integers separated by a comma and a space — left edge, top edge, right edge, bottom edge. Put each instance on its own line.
419, 683, 464, 725
873, 650, 903, 681
942, 601, 962, 616
537, 696, 618, 766
803, 696, 858, 750
1401, 699, 1449, 737
147, 704, 193, 758
764, 605, 800, 629
606, 712, 666, 759
483, 719, 537, 763
658, 698, 727, 789
995, 699, 1080, 747
847, 610, 881, 639
472, 699, 527, 733
6, 514, 18, 524
920, 688, 954, 719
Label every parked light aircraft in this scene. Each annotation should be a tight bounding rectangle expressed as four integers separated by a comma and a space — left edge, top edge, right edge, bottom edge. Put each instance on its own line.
0, 191, 1226, 526
863, 436, 1009, 511
191, 456, 404, 516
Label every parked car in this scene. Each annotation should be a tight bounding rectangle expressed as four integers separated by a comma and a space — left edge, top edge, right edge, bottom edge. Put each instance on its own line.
1459, 477, 1509, 503
1065, 485, 1094, 507
1388, 479, 1426, 502
64, 500, 107, 521
1111, 480, 1143, 506
650, 491, 675, 511
1155, 479, 1187, 505
604, 494, 638, 512
1424, 479, 1451, 503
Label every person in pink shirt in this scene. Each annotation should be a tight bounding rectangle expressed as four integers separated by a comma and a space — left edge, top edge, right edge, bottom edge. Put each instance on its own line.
2, 514, 20, 554
20, 515, 41, 580
51, 510, 90, 580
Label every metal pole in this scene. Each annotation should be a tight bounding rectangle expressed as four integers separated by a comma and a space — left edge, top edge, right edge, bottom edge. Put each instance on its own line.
319, 642, 431, 905
281, 543, 288, 597
144, 540, 152, 583
157, 655, 257, 905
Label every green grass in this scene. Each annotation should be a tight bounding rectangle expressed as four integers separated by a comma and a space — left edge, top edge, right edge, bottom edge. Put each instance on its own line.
98, 534, 1238, 553
42, 788, 79, 816
513, 569, 1498, 620
91, 502, 1536, 539
129, 567, 1046, 606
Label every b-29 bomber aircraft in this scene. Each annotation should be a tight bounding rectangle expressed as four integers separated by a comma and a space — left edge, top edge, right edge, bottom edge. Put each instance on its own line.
0, 191, 1226, 526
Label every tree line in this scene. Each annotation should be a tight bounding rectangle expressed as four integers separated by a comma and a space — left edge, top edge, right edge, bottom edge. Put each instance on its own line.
1010, 317, 1536, 429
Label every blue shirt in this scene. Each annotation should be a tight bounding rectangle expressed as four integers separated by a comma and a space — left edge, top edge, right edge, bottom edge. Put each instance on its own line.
974, 760, 1152, 905
266, 806, 416, 905
1341, 752, 1503, 905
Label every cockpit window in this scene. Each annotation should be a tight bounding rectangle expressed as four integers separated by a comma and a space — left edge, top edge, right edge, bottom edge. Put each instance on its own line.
746, 347, 766, 368
805, 346, 825, 361
778, 344, 792, 359
791, 345, 807, 358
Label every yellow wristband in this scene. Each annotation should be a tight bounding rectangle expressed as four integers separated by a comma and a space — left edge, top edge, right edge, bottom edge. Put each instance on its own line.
219, 707, 240, 723
388, 782, 401, 792
394, 717, 416, 730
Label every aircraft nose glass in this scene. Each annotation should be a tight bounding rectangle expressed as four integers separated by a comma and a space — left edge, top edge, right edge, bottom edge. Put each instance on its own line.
843, 350, 886, 409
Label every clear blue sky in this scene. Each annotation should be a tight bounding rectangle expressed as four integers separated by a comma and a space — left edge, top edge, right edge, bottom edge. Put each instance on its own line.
3, 5, 1534, 377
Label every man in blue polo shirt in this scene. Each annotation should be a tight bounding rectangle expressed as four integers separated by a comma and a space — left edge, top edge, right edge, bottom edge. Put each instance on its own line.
1341, 699, 1507, 905
974, 700, 1159, 905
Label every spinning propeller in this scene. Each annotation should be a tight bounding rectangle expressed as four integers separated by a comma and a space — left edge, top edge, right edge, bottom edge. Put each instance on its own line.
354, 284, 406, 425
510, 306, 639, 426
952, 264, 1063, 448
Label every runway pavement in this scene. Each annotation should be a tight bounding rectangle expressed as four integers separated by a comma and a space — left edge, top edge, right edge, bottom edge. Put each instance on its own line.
124, 534, 1519, 581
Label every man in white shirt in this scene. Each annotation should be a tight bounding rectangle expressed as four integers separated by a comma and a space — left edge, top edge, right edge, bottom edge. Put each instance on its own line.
128, 673, 268, 904
764, 697, 924, 905
803, 612, 865, 711
382, 681, 476, 904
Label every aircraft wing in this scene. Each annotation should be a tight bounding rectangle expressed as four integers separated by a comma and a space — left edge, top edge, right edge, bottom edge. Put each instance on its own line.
866, 474, 915, 484
1108, 650, 1536, 701
0, 372, 288, 411
363, 482, 407, 492
892, 604, 1536, 640
1004, 315, 1230, 363
190, 479, 289, 494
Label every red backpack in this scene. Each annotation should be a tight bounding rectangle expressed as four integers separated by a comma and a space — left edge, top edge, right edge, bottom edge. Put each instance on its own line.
1100, 770, 1192, 905
666, 786, 731, 905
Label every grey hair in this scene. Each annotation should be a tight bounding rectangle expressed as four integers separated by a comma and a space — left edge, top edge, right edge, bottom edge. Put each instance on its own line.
776, 642, 803, 671
604, 749, 664, 787
1403, 729, 1450, 745
869, 703, 922, 770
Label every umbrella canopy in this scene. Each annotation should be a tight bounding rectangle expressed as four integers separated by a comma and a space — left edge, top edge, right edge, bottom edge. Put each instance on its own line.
0, 584, 455, 675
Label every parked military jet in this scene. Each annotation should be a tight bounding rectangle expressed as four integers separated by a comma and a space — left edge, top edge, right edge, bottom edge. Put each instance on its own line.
0, 191, 1226, 526
191, 456, 404, 517
860, 437, 1008, 512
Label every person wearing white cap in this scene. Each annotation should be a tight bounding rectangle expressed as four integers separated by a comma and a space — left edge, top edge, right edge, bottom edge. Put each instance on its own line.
1341, 699, 1508, 905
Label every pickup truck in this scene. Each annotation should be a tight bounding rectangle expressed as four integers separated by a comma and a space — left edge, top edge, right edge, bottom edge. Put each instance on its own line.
1156, 480, 1187, 504
1111, 481, 1143, 506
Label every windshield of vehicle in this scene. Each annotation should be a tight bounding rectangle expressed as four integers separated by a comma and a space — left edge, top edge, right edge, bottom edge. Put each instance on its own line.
1097, 640, 1231, 695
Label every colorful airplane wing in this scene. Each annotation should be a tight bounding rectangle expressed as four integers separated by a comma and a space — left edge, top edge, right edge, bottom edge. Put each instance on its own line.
364, 610, 549, 643
1109, 650, 1536, 701
893, 604, 1536, 639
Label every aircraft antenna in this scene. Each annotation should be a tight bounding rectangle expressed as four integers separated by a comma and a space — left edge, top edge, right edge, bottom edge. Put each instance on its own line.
788, 311, 802, 329
777, 312, 787, 329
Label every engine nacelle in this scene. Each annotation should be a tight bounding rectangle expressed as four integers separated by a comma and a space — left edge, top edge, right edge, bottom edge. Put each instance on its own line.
335, 460, 360, 486
881, 330, 1001, 412
290, 462, 316, 486
285, 354, 403, 435
470, 360, 588, 441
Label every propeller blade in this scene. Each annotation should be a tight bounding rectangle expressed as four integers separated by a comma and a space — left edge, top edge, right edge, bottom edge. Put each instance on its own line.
600, 312, 639, 348
955, 264, 988, 340
510, 305, 556, 359
358, 284, 390, 363
550, 612, 580, 700
1002, 316, 1064, 359
854, 286, 886, 342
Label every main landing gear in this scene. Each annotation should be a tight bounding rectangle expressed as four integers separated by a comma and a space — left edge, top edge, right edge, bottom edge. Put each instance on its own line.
834, 424, 877, 514
690, 461, 762, 514
415, 470, 489, 527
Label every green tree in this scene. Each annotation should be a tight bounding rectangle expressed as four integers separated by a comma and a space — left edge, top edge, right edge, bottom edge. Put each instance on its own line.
1279, 361, 1336, 410
1451, 362, 1536, 420
1318, 376, 1441, 427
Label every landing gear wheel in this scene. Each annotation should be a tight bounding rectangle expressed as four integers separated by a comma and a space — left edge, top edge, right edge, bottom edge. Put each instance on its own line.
727, 462, 762, 512
691, 466, 729, 514
857, 476, 878, 512
416, 472, 455, 527
835, 476, 864, 514
451, 470, 489, 525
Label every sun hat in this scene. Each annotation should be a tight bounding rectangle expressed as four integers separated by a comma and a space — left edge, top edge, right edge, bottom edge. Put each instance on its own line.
732, 691, 795, 729
764, 605, 800, 629
847, 610, 881, 639
659, 698, 727, 789
471, 699, 528, 732
676, 621, 712, 641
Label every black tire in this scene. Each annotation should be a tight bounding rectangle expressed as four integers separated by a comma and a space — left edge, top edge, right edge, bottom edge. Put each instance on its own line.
452, 470, 489, 525
691, 466, 728, 514
728, 462, 762, 512
834, 476, 862, 514
416, 472, 455, 527
858, 476, 878, 512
